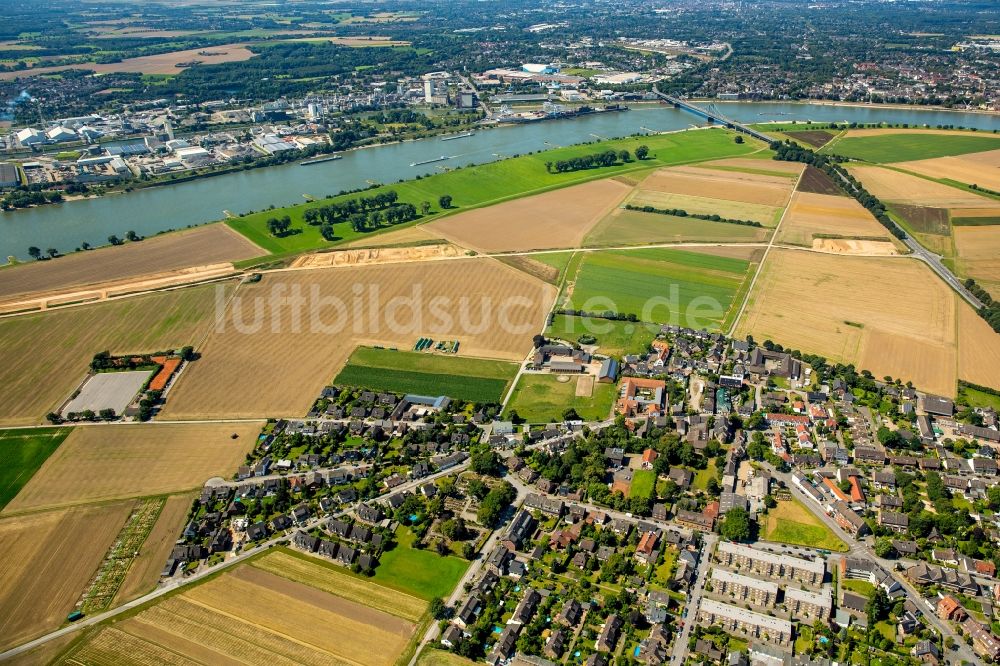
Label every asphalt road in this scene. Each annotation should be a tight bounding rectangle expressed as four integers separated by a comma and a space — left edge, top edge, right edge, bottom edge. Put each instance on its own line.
671, 533, 717, 665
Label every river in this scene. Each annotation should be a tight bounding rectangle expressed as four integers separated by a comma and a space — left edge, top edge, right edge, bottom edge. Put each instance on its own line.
2, 101, 998, 262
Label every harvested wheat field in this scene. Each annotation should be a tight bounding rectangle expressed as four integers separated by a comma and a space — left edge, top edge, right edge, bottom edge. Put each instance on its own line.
628, 190, 781, 226
584, 208, 770, 247
811, 239, 898, 255
290, 243, 462, 269
3, 423, 259, 513
849, 165, 996, 208
776, 191, 892, 246
67, 563, 416, 666
426, 179, 630, 252
0, 224, 261, 303
113, 493, 195, 605
162, 259, 555, 419
0, 501, 134, 650
699, 157, 805, 176
344, 224, 442, 248
640, 167, 795, 207
0, 283, 232, 426
894, 149, 1000, 192
958, 305, 1000, 391
736, 249, 958, 396
668, 163, 797, 187
0, 44, 255, 80
953, 226, 1000, 297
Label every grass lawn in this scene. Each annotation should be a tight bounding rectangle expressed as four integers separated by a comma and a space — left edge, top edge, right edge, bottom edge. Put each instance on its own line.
375, 527, 469, 600
504, 373, 617, 422
333, 346, 518, 403
630, 470, 656, 500
568, 248, 751, 330
0, 427, 72, 509
874, 621, 895, 642
417, 649, 477, 666
655, 547, 678, 584
959, 385, 1000, 411
226, 128, 758, 257
821, 132, 1000, 163
762, 498, 849, 552
692, 462, 718, 491
795, 626, 814, 655
546, 314, 658, 356
841, 579, 875, 597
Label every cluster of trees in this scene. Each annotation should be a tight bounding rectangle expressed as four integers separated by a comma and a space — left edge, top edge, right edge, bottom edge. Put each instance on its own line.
476, 481, 517, 528
770, 140, 906, 240
553, 308, 640, 323
266, 215, 293, 237
624, 204, 763, 227
294, 189, 424, 237
2, 189, 62, 211
964, 278, 1000, 334
545, 149, 628, 173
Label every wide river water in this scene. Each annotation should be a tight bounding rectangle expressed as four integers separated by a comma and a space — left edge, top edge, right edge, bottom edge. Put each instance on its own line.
2, 101, 999, 261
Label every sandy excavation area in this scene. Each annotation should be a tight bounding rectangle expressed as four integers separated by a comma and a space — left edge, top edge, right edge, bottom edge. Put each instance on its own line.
426, 179, 631, 252
290, 243, 462, 269
811, 239, 899, 255
162, 258, 556, 419
849, 165, 998, 208
0, 224, 261, 303
894, 148, 1000, 192
776, 191, 892, 247
736, 249, 959, 396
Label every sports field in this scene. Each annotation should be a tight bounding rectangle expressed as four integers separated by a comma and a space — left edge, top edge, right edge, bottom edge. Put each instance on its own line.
0, 427, 71, 510
0, 282, 231, 425
546, 314, 659, 356
584, 208, 770, 247
2, 422, 260, 513
566, 248, 752, 330
65, 562, 418, 666
736, 249, 959, 396
162, 259, 554, 419
761, 498, 848, 552
505, 373, 617, 422
775, 191, 892, 247
226, 129, 759, 255
0, 501, 135, 651
334, 346, 519, 403
822, 129, 1000, 162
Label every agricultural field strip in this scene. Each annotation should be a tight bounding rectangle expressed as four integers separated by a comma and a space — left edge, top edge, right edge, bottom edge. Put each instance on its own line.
728, 166, 806, 336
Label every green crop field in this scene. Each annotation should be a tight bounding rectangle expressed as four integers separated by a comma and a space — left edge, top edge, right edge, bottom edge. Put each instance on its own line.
567, 248, 752, 329
505, 374, 617, 423
952, 216, 1000, 226
821, 132, 1000, 163
333, 347, 518, 403
375, 527, 468, 600
546, 314, 659, 356
227, 128, 758, 256
0, 427, 72, 509
584, 209, 769, 247
630, 470, 656, 500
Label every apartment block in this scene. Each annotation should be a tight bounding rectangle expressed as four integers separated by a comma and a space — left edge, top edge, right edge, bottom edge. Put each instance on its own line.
716, 541, 825, 586
711, 568, 779, 607
698, 599, 793, 646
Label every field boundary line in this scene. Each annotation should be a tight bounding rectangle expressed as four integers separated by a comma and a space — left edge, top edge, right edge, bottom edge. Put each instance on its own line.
727, 166, 806, 337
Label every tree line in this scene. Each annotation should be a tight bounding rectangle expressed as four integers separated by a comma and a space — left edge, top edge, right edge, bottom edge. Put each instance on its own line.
964, 278, 1000, 334
624, 203, 763, 227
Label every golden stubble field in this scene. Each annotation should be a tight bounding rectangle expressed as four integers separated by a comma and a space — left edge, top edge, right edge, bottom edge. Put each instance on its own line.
849, 165, 999, 209
0, 501, 134, 651
3, 423, 260, 513
776, 191, 893, 247
894, 148, 1000, 193
642, 165, 797, 206
427, 179, 631, 252
65, 560, 418, 666
735, 249, 962, 396
162, 258, 556, 419
953, 226, 1000, 298
0, 224, 261, 302
0, 283, 232, 425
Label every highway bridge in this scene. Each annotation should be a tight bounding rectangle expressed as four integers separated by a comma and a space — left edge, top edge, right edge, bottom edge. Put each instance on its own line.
652, 87, 774, 143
